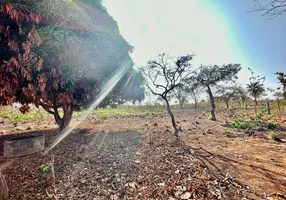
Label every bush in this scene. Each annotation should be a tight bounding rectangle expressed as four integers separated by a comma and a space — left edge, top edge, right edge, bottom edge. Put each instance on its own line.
266, 122, 280, 130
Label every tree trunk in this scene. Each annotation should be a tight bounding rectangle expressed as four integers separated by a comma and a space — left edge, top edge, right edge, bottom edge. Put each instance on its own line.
266, 100, 271, 114
225, 100, 229, 109
179, 102, 183, 109
207, 85, 216, 121
194, 101, 198, 110
254, 97, 257, 114
277, 99, 281, 113
54, 104, 73, 131
164, 97, 179, 137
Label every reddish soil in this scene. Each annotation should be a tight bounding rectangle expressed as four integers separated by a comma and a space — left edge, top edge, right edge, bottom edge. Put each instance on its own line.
0, 109, 286, 199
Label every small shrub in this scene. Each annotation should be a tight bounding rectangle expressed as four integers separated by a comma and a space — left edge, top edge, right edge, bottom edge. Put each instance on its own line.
208, 114, 215, 120
256, 109, 267, 119
266, 122, 280, 130
280, 100, 286, 107
36, 164, 52, 184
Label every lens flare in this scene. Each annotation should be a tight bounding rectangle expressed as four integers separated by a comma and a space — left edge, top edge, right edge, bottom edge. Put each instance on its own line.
45, 60, 131, 153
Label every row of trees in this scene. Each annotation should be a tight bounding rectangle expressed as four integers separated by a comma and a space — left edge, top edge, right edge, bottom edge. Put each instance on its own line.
0, 0, 145, 130
141, 53, 285, 138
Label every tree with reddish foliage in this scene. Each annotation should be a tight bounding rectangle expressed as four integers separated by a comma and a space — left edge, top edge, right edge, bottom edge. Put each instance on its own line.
0, 1, 139, 130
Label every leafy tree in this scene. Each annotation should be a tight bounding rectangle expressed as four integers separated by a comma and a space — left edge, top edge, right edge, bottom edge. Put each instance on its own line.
185, 82, 204, 110
274, 91, 283, 112
172, 84, 188, 109
246, 68, 266, 113
275, 72, 286, 99
98, 70, 145, 108
232, 86, 249, 109
0, 1, 134, 130
216, 85, 236, 109
141, 53, 193, 137
192, 64, 241, 120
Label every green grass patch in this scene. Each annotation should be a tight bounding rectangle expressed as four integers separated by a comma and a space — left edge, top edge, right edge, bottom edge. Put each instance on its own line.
89, 106, 163, 119
230, 116, 279, 131
0, 108, 50, 125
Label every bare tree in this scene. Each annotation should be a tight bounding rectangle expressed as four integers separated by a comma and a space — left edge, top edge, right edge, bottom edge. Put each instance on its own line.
192, 64, 241, 120
185, 82, 204, 110
253, 0, 286, 18
141, 53, 193, 137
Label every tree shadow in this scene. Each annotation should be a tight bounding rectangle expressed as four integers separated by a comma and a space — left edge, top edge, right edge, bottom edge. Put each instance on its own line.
188, 146, 286, 195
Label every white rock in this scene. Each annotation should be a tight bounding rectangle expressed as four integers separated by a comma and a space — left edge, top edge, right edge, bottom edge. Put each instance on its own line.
181, 192, 191, 199
157, 182, 165, 187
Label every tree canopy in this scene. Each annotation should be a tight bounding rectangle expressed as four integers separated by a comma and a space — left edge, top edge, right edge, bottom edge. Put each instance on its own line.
192, 64, 241, 120
276, 72, 286, 99
246, 68, 266, 104
0, 0, 143, 130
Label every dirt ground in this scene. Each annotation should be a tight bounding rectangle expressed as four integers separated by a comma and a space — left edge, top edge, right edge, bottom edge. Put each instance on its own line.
0, 109, 286, 199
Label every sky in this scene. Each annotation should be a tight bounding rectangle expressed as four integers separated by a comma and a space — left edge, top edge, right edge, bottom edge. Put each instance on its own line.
103, 0, 285, 93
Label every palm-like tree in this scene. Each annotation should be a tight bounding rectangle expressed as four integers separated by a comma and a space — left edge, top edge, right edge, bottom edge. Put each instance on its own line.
246, 81, 265, 105
246, 68, 266, 112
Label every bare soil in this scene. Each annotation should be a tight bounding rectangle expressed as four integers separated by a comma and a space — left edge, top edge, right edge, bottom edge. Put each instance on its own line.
0, 109, 286, 199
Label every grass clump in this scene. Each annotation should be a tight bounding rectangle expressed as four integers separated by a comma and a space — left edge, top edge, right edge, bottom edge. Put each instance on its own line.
267, 131, 280, 141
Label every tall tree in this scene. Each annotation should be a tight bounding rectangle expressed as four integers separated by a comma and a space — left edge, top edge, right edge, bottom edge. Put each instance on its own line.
246, 68, 266, 113
0, 1, 135, 130
192, 64, 241, 120
141, 53, 193, 137
275, 72, 286, 99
